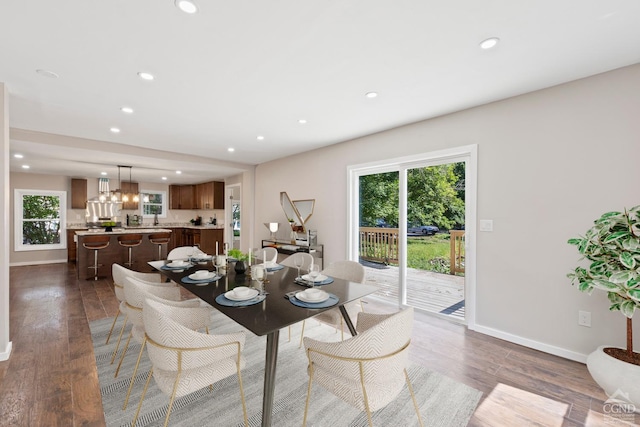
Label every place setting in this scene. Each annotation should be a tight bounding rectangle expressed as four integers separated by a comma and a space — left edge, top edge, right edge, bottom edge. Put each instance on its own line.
161, 259, 193, 272
215, 285, 266, 307
181, 269, 221, 285
294, 264, 334, 287
287, 287, 339, 309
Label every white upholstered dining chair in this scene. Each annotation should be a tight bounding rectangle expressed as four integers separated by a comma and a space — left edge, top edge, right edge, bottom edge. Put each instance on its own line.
118, 276, 214, 410
299, 260, 366, 347
167, 245, 201, 260
132, 298, 248, 427
254, 246, 278, 264
280, 252, 314, 271
108, 264, 172, 357
302, 307, 422, 427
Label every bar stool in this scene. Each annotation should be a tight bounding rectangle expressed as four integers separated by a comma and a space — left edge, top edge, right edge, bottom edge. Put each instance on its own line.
82, 235, 111, 280
149, 232, 171, 260
118, 234, 143, 267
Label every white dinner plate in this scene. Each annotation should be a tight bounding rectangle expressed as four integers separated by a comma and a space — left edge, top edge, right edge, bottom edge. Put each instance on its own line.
225, 289, 259, 301
188, 272, 216, 281
296, 290, 330, 303
167, 261, 190, 268
301, 274, 327, 283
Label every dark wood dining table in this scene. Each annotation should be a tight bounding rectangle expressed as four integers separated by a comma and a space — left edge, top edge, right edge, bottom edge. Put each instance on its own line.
149, 259, 377, 427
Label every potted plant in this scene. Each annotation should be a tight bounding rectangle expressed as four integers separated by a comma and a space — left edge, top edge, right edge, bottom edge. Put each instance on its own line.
228, 248, 249, 274
567, 206, 640, 405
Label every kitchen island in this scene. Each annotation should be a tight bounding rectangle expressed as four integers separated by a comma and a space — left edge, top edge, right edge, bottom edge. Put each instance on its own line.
75, 229, 172, 280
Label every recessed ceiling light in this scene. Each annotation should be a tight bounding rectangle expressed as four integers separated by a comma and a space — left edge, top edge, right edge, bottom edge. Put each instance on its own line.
175, 0, 198, 14
22, 165, 30, 169
161, 176, 167, 180
137, 72, 155, 81
257, 135, 265, 141
480, 37, 500, 49
110, 127, 121, 133
298, 119, 307, 124
14, 153, 24, 159
101, 171, 107, 175
35, 69, 59, 79
228, 147, 235, 152
121, 106, 134, 114
176, 170, 182, 174
365, 92, 378, 98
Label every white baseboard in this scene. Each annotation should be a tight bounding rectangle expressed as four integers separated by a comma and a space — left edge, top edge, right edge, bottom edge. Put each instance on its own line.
9, 259, 67, 267
471, 323, 588, 363
0, 341, 12, 362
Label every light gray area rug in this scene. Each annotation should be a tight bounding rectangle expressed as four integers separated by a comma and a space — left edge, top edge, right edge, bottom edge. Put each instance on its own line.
90, 311, 481, 427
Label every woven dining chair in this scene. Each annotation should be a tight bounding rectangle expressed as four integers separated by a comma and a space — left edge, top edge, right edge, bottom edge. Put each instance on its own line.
132, 298, 248, 427
167, 245, 201, 260
280, 252, 314, 270
118, 276, 214, 410
107, 264, 173, 353
302, 307, 422, 427
253, 247, 278, 264
299, 260, 366, 347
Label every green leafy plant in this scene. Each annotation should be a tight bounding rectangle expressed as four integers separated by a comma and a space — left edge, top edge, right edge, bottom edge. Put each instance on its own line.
228, 248, 249, 262
567, 206, 640, 364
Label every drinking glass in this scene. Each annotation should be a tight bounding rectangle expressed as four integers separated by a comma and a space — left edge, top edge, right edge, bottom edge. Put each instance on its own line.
293, 254, 304, 279
214, 255, 226, 277
308, 264, 321, 286
253, 265, 266, 295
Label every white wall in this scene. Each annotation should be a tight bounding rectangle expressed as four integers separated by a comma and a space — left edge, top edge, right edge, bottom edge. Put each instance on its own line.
254, 63, 640, 361
1, 83, 11, 360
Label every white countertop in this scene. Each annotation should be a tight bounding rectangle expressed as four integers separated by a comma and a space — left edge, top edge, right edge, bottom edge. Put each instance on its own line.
75, 228, 172, 236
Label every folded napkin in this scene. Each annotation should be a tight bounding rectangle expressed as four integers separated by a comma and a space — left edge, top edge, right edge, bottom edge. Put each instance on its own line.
181, 274, 221, 285
266, 264, 284, 272
294, 276, 334, 287
289, 293, 339, 309
215, 294, 266, 307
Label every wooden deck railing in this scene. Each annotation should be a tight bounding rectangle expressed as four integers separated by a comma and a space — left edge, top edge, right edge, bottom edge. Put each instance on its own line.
359, 227, 399, 264
449, 230, 465, 275
359, 227, 465, 275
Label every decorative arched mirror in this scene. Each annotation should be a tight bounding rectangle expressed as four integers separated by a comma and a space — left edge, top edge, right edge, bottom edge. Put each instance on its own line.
280, 192, 315, 236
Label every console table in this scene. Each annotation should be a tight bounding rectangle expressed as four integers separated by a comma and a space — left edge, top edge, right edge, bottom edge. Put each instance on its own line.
261, 240, 324, 269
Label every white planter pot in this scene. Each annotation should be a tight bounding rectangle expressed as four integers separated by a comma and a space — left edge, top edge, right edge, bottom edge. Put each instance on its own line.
587, 345, 640, 410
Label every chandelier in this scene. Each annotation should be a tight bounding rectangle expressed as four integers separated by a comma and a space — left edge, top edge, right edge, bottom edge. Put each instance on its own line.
98, 165, 148, 203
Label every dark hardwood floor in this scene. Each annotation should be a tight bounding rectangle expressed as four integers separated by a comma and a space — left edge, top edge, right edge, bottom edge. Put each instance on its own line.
0, 263, 629, 426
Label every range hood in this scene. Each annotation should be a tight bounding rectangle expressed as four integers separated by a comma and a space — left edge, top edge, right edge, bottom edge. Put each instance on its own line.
85, 200, 123, 225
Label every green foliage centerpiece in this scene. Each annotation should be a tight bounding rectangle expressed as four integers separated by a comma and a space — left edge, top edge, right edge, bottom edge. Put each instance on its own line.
567, 206, 640, 365
228, 248, 249, 274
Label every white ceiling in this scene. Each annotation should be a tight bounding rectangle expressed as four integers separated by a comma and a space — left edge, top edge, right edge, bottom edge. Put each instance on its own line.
2, 0, 640, 184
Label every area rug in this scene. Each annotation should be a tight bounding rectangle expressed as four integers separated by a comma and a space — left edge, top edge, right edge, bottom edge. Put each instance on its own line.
90, 311, 481, 427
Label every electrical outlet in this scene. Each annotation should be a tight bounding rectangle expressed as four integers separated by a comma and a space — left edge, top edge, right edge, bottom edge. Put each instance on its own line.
578, 310, 591, 327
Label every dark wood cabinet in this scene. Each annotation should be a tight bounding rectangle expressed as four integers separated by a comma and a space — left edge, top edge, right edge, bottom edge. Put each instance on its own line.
120, 181, 139, 210
169, 185, 195, 210
67, 229, 86, 262
71, 178, 87, 209
200, 228, 224, 255
213, 181, 224, 209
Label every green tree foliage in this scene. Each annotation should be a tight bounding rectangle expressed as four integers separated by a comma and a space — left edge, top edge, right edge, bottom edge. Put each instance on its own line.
359, 172, 399, 227
359, 163, 465, 230
22, 195, 61, 244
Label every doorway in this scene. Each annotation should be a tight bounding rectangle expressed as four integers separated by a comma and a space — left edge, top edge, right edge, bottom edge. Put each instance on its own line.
225, 184, 241, 250
348, 145, 476, 325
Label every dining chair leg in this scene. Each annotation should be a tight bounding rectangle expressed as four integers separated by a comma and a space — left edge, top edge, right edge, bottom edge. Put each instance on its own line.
236, 359, 248, 427
405, 369, 425, 427
340, 318, 345, 341
163, 371, 182, 427
132, 367, 154, 427
114, 330, 133, 378
302, 367, 315, 427
105, 311, 120, 345
111, 314, 128, 364
123, 336, 147, 410
288, 325, 291, 342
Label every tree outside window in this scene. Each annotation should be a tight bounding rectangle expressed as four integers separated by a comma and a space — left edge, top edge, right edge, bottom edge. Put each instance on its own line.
15, 190, 66, 251
141, 190, 167, 218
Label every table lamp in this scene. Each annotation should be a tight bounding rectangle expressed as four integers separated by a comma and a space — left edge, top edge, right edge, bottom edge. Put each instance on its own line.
264, 222, 279, 241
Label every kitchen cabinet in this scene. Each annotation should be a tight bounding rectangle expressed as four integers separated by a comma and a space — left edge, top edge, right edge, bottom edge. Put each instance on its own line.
120, 181, 139, 210
196, 181, 225, 210
168, 227, 183, 251
67, 229, 86, 262
200, 228, 224, 256
71, 178, 87, 209
169, 185, 195, 209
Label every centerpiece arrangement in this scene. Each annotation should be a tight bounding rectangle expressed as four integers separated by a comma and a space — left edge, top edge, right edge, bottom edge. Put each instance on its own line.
567, 206, 640, 405
228, 248, 249, 274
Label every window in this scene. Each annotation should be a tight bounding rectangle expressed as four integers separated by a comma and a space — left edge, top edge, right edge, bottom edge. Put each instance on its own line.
140, 190, 167, 218
14, 189, 67, 251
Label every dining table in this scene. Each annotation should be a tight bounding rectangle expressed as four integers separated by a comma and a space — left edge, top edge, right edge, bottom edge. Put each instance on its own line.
149, 258, 377, 427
